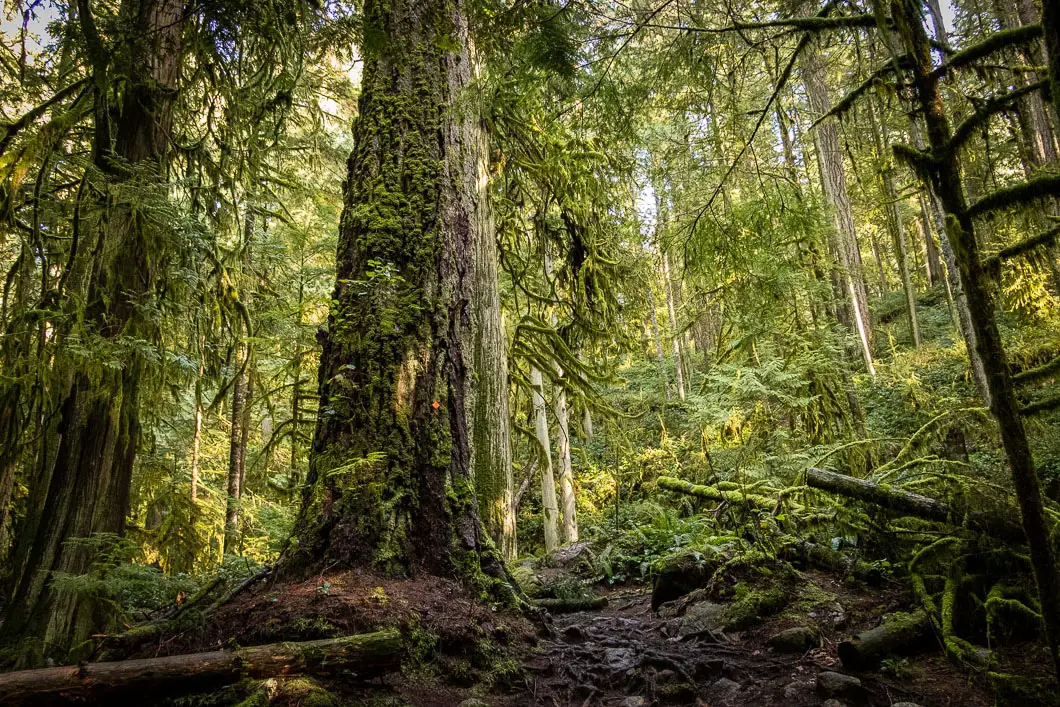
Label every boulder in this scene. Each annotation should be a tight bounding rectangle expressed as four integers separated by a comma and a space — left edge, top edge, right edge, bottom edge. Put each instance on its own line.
816, 671, 865, 703
768, 625, 821, 653
651, 549, 719, 609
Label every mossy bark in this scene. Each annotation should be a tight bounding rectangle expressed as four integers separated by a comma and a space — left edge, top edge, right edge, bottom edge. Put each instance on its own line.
1, 0, 184, 663
280, 0, 510, 586
890, 0, 1060, 686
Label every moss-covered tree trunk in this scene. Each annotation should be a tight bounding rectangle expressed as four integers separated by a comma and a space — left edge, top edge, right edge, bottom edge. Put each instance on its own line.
1, 0, 184, 663
891, 0, 1060, 685
280, 0, 510, 584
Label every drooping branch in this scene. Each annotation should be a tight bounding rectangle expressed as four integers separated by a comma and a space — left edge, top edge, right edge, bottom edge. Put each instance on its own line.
967, 174, 1060, 220
1014, 354, 1060, 386
928, 24, 1043, 80
815, 57, 910, 126
982, 226, 1060, 276
948, 80, 1049, 154
1021, 393, 1060, 416
0, 630, 402, 705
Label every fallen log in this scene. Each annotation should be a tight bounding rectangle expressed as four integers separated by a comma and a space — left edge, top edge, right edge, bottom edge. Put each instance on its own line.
805, 467, 1024, 542
657, 476, 777, 513
534, 596, 608, 613
837, 610, 933, 670
0, 629, 401, 705
778, 539, 884, 585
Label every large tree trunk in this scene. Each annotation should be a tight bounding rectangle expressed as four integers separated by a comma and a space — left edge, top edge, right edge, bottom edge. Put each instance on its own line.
278, 0, 509, 586
799, 27, 876, 377
891, 0, 1060, 685
1, 0, 184, 663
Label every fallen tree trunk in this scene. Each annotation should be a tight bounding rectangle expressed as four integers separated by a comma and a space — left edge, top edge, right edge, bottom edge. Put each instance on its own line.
806, 467, 1024, 542
0, 629, 401, 705
837, 610, 933, 670
657, 476, 777, 512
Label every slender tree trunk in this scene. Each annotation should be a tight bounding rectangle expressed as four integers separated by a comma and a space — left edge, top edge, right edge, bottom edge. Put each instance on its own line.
917, 193, 944, 286
911, 122, 992, 402
279, 0, 511, 587
866, 91, 920, 346
190, 336, 205, 502
1, 0, 184, 663
646, 285, 669, 399
662, 253, 686, 399
552, 365, 577, 544
531, 366, 560, 552
223, 336, 250, 556
800, 27, 876, 376
893, 0, 1060, 685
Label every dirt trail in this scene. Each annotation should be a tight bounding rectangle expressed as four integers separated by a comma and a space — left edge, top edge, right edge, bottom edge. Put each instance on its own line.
518, 584, 987, 707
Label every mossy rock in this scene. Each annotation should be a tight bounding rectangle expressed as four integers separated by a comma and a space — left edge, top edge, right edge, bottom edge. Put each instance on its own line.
651, 548, 723, 610
767, 625, 821, 653
722, 588, 788, 631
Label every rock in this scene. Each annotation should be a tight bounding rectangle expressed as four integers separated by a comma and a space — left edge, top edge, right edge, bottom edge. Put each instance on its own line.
457, 701, 489, 707
816, 671, 865, 702
619, 698, 646, 707
677, 600, 729, 635
604, 647, 637, 675
768, 625, 821, 653
562, 624, 586, 642
651, 549, 720, 609
706, 677, 742, 704
548, 541, 594, 570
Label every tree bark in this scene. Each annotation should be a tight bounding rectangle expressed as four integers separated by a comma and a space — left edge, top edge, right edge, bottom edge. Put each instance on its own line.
223, 336, 250, 556
646, 284, 670, 399
0, 630, 401, 705
800, 27, 876, 377
866, 89, 920, 347
661, 251, 687, 399
531, 366, 560, 552
886, 2, 1060, 684
552, 365, 577, 544
2, 0, 185, 662
279, 0, 510, 586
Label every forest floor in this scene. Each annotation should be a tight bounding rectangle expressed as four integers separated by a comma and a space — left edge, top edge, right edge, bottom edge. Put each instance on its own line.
109, 544, 1059, 707
144, 557, 1014, 706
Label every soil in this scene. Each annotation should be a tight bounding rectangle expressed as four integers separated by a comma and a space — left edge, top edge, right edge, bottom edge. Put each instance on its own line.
123, 565, 1047, 706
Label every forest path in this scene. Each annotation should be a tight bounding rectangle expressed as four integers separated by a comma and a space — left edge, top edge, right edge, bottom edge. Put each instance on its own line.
518, 582, 985, 707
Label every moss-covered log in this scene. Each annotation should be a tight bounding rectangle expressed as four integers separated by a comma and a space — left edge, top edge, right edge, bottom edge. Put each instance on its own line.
657, 476, 778, 512
0, 629, 401, 705
806, 468, 1024, 541
837, 611, 933, 670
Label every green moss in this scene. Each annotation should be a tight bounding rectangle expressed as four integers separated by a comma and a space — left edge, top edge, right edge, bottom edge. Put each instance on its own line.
722, 588, 788, 631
